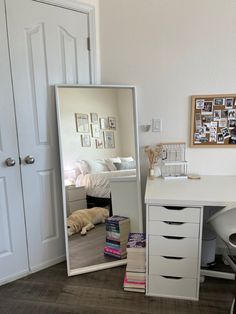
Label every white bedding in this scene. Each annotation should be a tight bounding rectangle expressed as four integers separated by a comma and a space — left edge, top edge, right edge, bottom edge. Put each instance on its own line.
75, 169, 136, 198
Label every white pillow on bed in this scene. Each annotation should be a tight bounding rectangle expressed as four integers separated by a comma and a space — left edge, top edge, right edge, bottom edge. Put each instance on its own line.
87, 160, 109, 173
120, 156, 134, 162
105, 157, 121, 171
76, 160, 90, 175
76, 159, 109, 174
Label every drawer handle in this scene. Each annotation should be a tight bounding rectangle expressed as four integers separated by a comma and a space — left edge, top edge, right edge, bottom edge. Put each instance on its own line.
163, 236, 185, 240
163, 221, 185, 225
162, 256, 184, 260
164, 206, 185, 210
161, 275, 183, 280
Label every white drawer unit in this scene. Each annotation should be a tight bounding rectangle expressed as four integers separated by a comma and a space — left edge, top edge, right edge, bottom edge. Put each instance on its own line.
149, 256, 198, 278
149, 235, 199, 258
148, 275, 197, 299
66, 185, 87, 215
149, 205, 200, 223
149, 220, 199, 238
146, 204, 203, 300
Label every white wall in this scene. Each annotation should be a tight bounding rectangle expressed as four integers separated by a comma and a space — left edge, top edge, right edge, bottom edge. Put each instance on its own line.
99, 0, 236, 179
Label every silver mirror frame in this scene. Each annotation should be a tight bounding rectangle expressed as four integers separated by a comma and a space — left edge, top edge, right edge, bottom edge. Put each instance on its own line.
55, 84, 143, 276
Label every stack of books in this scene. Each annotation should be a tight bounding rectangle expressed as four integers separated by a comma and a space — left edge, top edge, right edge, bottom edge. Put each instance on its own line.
104, 215, 130, 259
123, 233, 146, 293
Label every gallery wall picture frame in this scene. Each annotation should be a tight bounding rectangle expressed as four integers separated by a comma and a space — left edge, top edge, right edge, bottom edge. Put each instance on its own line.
81, 134, 91, 147
108, 116, 116, 130
91, 124, 100, 138
90, 112, 98, 123
95, 138, 103, 149
103, 131, 115, 148
100, 117, 109, 130
190, 94, 236, 147
75, 113, 89, 133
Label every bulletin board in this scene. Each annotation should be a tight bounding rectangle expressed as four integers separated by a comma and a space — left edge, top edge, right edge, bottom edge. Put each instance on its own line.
190, 94, 236, 147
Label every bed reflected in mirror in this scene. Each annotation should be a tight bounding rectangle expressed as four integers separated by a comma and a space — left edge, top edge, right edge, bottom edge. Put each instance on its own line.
55, 85, 142, 276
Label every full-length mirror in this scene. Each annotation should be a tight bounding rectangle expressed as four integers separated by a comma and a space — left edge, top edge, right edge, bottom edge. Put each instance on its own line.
55, 85, 142, 276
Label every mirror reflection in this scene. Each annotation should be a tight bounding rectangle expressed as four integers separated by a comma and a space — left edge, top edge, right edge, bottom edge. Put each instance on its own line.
56, 85, 141, 275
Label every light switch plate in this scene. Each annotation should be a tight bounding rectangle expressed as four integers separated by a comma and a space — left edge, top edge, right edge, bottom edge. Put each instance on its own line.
152, 118, 162, 132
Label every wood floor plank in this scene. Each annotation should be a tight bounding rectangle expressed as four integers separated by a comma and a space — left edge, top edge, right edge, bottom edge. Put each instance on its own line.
0, 263, 234, 314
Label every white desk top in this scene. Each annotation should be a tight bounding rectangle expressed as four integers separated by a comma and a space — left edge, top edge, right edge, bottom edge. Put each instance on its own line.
145, 175, 236, 207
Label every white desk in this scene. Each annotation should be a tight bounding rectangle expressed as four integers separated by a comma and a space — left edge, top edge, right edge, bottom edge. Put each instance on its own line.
145, 175, 236, 300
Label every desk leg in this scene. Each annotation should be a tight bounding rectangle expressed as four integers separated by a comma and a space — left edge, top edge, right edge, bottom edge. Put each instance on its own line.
201, 269, 235, 280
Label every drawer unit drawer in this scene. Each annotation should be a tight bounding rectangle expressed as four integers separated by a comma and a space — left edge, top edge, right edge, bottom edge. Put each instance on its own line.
67, 199, 87, 213
66, 186, 86, 202
149, 255, 198, 278
148, 275, 197, 299
149, 220, 199, 238
149, 206, 200, 223
149, 235, 199, 258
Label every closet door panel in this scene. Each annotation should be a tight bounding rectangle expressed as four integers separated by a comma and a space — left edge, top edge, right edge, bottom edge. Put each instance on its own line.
6, 0, 90, 270
0, 0, 28, 284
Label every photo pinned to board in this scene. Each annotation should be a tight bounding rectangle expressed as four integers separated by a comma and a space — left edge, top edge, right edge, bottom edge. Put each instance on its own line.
203, 123, 210, 133
221, 109, 228, 119
202, 115, 212, 123
217, 133, 224, 144
214, 98, 225, 106
210, 132, 217, 143
228, 109, 236, 120
196, 99, 204, 109
219, 118, 227, 128
229, 119, 236, 129
221, 127, 230, 139
202, 101, 213, 115
194, 133, 201, 144
213, 110, 221, 121
225, 98, 234, 109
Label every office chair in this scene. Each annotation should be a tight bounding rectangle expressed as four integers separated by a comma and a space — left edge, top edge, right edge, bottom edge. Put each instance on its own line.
207, 203, 236, 314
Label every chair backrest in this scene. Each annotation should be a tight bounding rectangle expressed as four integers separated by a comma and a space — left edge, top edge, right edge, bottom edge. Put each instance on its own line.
207, 203, 236, 248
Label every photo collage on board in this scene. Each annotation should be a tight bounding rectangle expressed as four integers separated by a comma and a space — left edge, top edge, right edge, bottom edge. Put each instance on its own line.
193, 97, 236, 145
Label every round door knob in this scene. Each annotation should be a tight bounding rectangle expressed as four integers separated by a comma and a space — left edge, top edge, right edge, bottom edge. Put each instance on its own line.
25, 155, 35, 165
5, 157, 16, 167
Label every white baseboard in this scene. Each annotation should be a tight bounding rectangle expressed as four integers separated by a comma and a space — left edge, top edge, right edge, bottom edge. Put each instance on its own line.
0, 255, 66, 286
30, 255, 66, 273
0, 269, 29, 286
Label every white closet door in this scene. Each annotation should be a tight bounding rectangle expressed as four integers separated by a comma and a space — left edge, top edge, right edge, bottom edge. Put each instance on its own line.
6, 0, 90, 271
0, 0, 28, 284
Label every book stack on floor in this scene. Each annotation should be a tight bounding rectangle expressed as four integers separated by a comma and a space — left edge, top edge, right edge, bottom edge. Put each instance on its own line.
104, 215, 130, 259
123, 233, 146, 293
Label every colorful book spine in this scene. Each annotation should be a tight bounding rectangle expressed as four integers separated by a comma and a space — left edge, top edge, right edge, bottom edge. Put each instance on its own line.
106, 225, 120, 232
105, 215, 129, 224
124, 274, 145, 286
106, 232, 120, 240
105, 242, 122, 250
104, 246, 122, 255
104, 252, 126, 259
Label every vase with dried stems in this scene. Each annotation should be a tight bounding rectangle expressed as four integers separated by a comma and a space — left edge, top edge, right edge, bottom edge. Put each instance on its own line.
145, 144, 162, 179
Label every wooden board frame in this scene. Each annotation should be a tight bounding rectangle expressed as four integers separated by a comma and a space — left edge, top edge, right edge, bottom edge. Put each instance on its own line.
190, 94, 236, 147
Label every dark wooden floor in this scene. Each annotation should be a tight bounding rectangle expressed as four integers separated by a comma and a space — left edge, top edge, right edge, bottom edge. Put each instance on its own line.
68, 223, 116, 270
0, 262, 235, 314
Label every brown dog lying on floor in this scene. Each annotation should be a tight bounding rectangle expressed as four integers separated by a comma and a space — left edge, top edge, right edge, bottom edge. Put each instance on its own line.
67, 207, 109, 236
